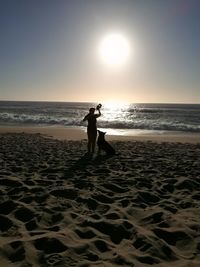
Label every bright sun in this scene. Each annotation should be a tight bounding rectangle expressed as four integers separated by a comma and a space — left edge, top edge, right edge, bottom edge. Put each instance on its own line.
99, 33, 130, 67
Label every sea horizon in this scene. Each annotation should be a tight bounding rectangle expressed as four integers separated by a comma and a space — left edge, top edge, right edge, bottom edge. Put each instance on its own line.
0, 101, 199, 134
0, 100, 200, 105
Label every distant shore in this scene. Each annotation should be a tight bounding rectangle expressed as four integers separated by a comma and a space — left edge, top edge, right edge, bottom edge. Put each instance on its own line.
0, 125, 199, 143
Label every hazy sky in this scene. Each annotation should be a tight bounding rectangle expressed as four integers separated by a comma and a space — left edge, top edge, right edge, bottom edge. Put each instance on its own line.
0, 0, 199, 103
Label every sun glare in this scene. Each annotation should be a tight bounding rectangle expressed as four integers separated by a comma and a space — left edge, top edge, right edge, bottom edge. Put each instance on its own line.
102, 100, 129, 110
99, 33, 130, 67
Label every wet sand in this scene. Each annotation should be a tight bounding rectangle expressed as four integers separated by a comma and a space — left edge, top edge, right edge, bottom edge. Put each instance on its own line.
0, 126, 199, 143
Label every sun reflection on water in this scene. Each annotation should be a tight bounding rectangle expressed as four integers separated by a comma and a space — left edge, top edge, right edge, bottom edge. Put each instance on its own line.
102, 101, 129, 111
98, 101, 131, 129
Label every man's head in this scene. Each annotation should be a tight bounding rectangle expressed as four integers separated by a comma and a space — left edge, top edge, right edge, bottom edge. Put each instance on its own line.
89, 107, 95, 114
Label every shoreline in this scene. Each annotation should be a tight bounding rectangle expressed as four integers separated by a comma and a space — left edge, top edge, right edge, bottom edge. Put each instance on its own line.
0, 125, 200, 143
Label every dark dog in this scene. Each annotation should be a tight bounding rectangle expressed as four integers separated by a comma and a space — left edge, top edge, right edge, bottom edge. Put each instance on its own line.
97, 130, 115, 155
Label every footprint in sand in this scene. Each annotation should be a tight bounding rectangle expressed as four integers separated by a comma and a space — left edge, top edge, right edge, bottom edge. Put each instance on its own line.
80, 220, 132, 245
0, 215, 14, 232
41, 253, 64, 266
3, 241, 25, 262
14, 207, 35, 222
0, 200, 17, 215
50, 188, 78, 199
34, 237, 68, 254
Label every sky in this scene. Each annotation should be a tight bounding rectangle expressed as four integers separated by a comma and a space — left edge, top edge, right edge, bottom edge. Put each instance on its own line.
0, 0, 200, 103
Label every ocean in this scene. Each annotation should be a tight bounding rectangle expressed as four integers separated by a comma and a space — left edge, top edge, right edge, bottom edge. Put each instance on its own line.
0, 101, 199, 135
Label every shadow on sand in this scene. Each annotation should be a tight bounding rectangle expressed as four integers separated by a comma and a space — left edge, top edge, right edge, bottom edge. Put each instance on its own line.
62, 153, 115, 190
63, 152, 115, 179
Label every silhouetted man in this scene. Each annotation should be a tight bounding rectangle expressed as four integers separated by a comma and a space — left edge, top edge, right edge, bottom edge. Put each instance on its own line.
83, 104, 101, 154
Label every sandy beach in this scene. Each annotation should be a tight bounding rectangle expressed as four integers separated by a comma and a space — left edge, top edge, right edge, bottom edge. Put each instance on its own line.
0, 128, 200, 266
